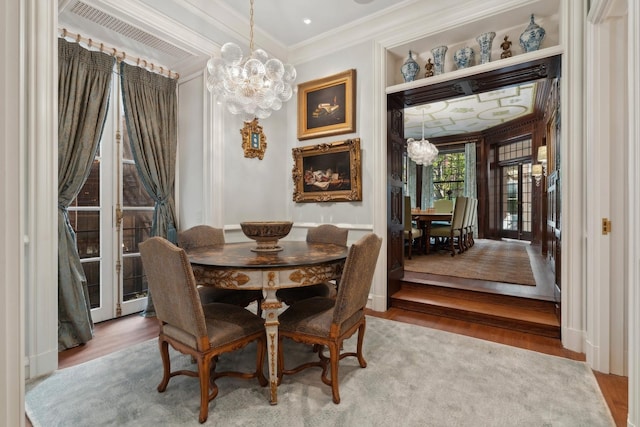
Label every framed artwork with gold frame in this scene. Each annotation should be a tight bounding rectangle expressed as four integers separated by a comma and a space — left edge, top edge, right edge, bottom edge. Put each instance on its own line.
297, 69, 356, 140
241, 119, 266, 160
292, 138, 362, 203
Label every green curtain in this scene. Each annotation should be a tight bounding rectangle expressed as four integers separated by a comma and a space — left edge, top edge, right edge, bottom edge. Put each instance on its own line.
58, 39, 115, 350
120, 62, 178, 317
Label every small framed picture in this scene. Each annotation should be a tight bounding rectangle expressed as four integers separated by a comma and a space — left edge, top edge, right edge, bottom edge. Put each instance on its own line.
297, 69, 356, 140
241, 119, 266, 160
292, 138, 362, 202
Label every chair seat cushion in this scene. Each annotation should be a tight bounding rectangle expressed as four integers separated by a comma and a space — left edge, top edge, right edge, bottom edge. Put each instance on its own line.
197, 286, 262, 307
277, 283, 336, 306
430, 227, 462, 238
403, 227, 423, 238
279, 296, 336, 336
164, 302, 264, 348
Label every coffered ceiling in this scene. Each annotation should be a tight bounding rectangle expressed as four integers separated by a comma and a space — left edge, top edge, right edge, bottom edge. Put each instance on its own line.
404, 82, 536, 140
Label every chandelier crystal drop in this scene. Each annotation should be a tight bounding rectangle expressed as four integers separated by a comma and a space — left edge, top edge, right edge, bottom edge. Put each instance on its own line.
205, 0, 296, 122
407, 110, 439, 166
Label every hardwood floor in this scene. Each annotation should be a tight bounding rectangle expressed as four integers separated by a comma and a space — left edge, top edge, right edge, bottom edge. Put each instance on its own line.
25, 308, 627, 427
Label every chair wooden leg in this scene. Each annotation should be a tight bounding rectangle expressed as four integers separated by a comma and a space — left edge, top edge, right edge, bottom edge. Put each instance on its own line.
356, 322, 367, 368
157, 338, 171, 392
198, 356, 212, 423
328, 342, 341, 404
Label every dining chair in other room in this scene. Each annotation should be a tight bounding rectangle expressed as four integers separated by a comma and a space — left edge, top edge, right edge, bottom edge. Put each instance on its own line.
431, 196, 467, 256
277, 232, 382, 404
403, 196, 423, 259
178, 225, 263, 313
459, 197, 474, 252
465, 198, 478, 248
139, 237, 267, 424
277, 224, 348, 306
433, 199, 453, 214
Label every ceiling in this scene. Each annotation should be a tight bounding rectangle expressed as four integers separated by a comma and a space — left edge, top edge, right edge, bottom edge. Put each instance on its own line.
216, 0, 408, 47
58, 0, 542, 139
404, 82, 536, 140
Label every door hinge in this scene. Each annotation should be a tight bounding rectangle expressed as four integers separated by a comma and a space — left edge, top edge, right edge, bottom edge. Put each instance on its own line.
115, 204, 123, 229
602, 218, 612, 235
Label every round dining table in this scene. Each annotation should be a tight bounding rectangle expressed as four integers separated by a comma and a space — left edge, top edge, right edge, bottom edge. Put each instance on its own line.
187, 240, 348, 405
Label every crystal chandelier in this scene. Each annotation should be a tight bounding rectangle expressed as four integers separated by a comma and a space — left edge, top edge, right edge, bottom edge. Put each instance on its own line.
407, 110, 438, 166
205, 0, 296, 122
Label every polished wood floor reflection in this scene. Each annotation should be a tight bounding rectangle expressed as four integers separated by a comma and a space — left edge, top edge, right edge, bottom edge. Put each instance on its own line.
24, 309, 628, 427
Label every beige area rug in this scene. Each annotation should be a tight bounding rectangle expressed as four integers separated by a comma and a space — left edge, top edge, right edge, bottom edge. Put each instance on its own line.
405, 239, 537, 286
25, 316, 615, 426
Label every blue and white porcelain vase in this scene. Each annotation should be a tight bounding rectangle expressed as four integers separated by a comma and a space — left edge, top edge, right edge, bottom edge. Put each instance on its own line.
476, 31, 496, 64
401, 50, 420, 82
453, 47, 474, 69
519, 14, 545, 52
430, 45, 448, 75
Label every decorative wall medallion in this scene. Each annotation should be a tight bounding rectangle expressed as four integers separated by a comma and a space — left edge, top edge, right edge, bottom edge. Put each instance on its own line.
241, 118, 266, 160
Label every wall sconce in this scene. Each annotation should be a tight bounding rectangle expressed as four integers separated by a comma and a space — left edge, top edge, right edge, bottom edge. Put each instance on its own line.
537, 145, 548, 176
531, 164, 543, 187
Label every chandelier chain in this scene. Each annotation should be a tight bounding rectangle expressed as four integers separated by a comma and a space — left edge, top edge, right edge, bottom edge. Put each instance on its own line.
249, 0, 255, 52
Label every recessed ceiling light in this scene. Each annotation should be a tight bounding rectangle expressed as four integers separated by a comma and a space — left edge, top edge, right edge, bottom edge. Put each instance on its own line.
354, 0, 374, 4
303, 18, 311, 25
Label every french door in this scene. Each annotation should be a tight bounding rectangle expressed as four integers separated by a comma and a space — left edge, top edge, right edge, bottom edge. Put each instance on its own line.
500, 162, 533, 241
68, 75, 153, 322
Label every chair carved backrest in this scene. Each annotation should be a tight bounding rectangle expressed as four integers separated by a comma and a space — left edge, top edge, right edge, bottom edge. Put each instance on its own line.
307, 224, 348, 246
470, 198, 478, 229
177, 225, 225, 250
433, 199, 453, 214
332, 233, 383, 329
139, 237, 208, 349
451, 196, 468, 230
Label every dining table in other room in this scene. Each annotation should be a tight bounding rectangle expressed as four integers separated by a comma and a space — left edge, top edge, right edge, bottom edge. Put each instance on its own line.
186, 240, 348, 405
412, 210, 452, 254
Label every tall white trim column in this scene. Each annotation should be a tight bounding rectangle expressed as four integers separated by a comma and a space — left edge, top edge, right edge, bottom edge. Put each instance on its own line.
24, 0, 59, 377
627, 2, 639, 425
1, 1, 25, 424
558, 0, 587, 354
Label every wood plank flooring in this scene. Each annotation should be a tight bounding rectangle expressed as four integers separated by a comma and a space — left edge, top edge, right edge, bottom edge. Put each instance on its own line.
24, 309, 627, 427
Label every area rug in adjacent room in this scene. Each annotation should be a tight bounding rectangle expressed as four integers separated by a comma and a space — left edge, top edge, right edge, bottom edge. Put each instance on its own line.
25, 316, 613, 427
405, 239, 537, 286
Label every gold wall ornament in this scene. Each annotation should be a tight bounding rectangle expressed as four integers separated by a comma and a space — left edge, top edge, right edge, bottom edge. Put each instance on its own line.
240, 118, 267, 159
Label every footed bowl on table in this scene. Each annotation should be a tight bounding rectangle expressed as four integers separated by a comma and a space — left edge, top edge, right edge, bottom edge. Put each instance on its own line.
240, 221, 293, 252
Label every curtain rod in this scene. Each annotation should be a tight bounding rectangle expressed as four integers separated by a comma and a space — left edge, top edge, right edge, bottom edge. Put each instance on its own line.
59, 28, 180, 80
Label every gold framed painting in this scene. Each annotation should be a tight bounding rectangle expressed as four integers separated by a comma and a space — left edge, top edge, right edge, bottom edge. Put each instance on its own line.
297, 69, 356, 140
240, 119, 266, 160
292, 138, 362, 203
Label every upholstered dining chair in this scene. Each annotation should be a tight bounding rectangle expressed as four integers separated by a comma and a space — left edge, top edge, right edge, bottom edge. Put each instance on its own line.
139, 236, 267, 424
276, 224, 348, 306
277, 232, 382, 404
464, 198, 478, 249
431, 196, 467, 256
177, 225, 263, 313
403, 196, 423, 259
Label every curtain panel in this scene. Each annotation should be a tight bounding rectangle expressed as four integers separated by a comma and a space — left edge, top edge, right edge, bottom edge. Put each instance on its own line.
58, 39, 115, 350
120, 62, 178, 316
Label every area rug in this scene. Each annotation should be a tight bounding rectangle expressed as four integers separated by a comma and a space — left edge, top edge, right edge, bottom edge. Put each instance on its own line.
25, 317, 613, 426
405, 239, 537, 286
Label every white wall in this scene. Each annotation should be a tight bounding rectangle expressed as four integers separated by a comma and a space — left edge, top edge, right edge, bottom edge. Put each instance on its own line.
287, 40, 376, 239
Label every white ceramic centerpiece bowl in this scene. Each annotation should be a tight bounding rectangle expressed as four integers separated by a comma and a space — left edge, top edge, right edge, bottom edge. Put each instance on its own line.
240, 221, 293, 252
